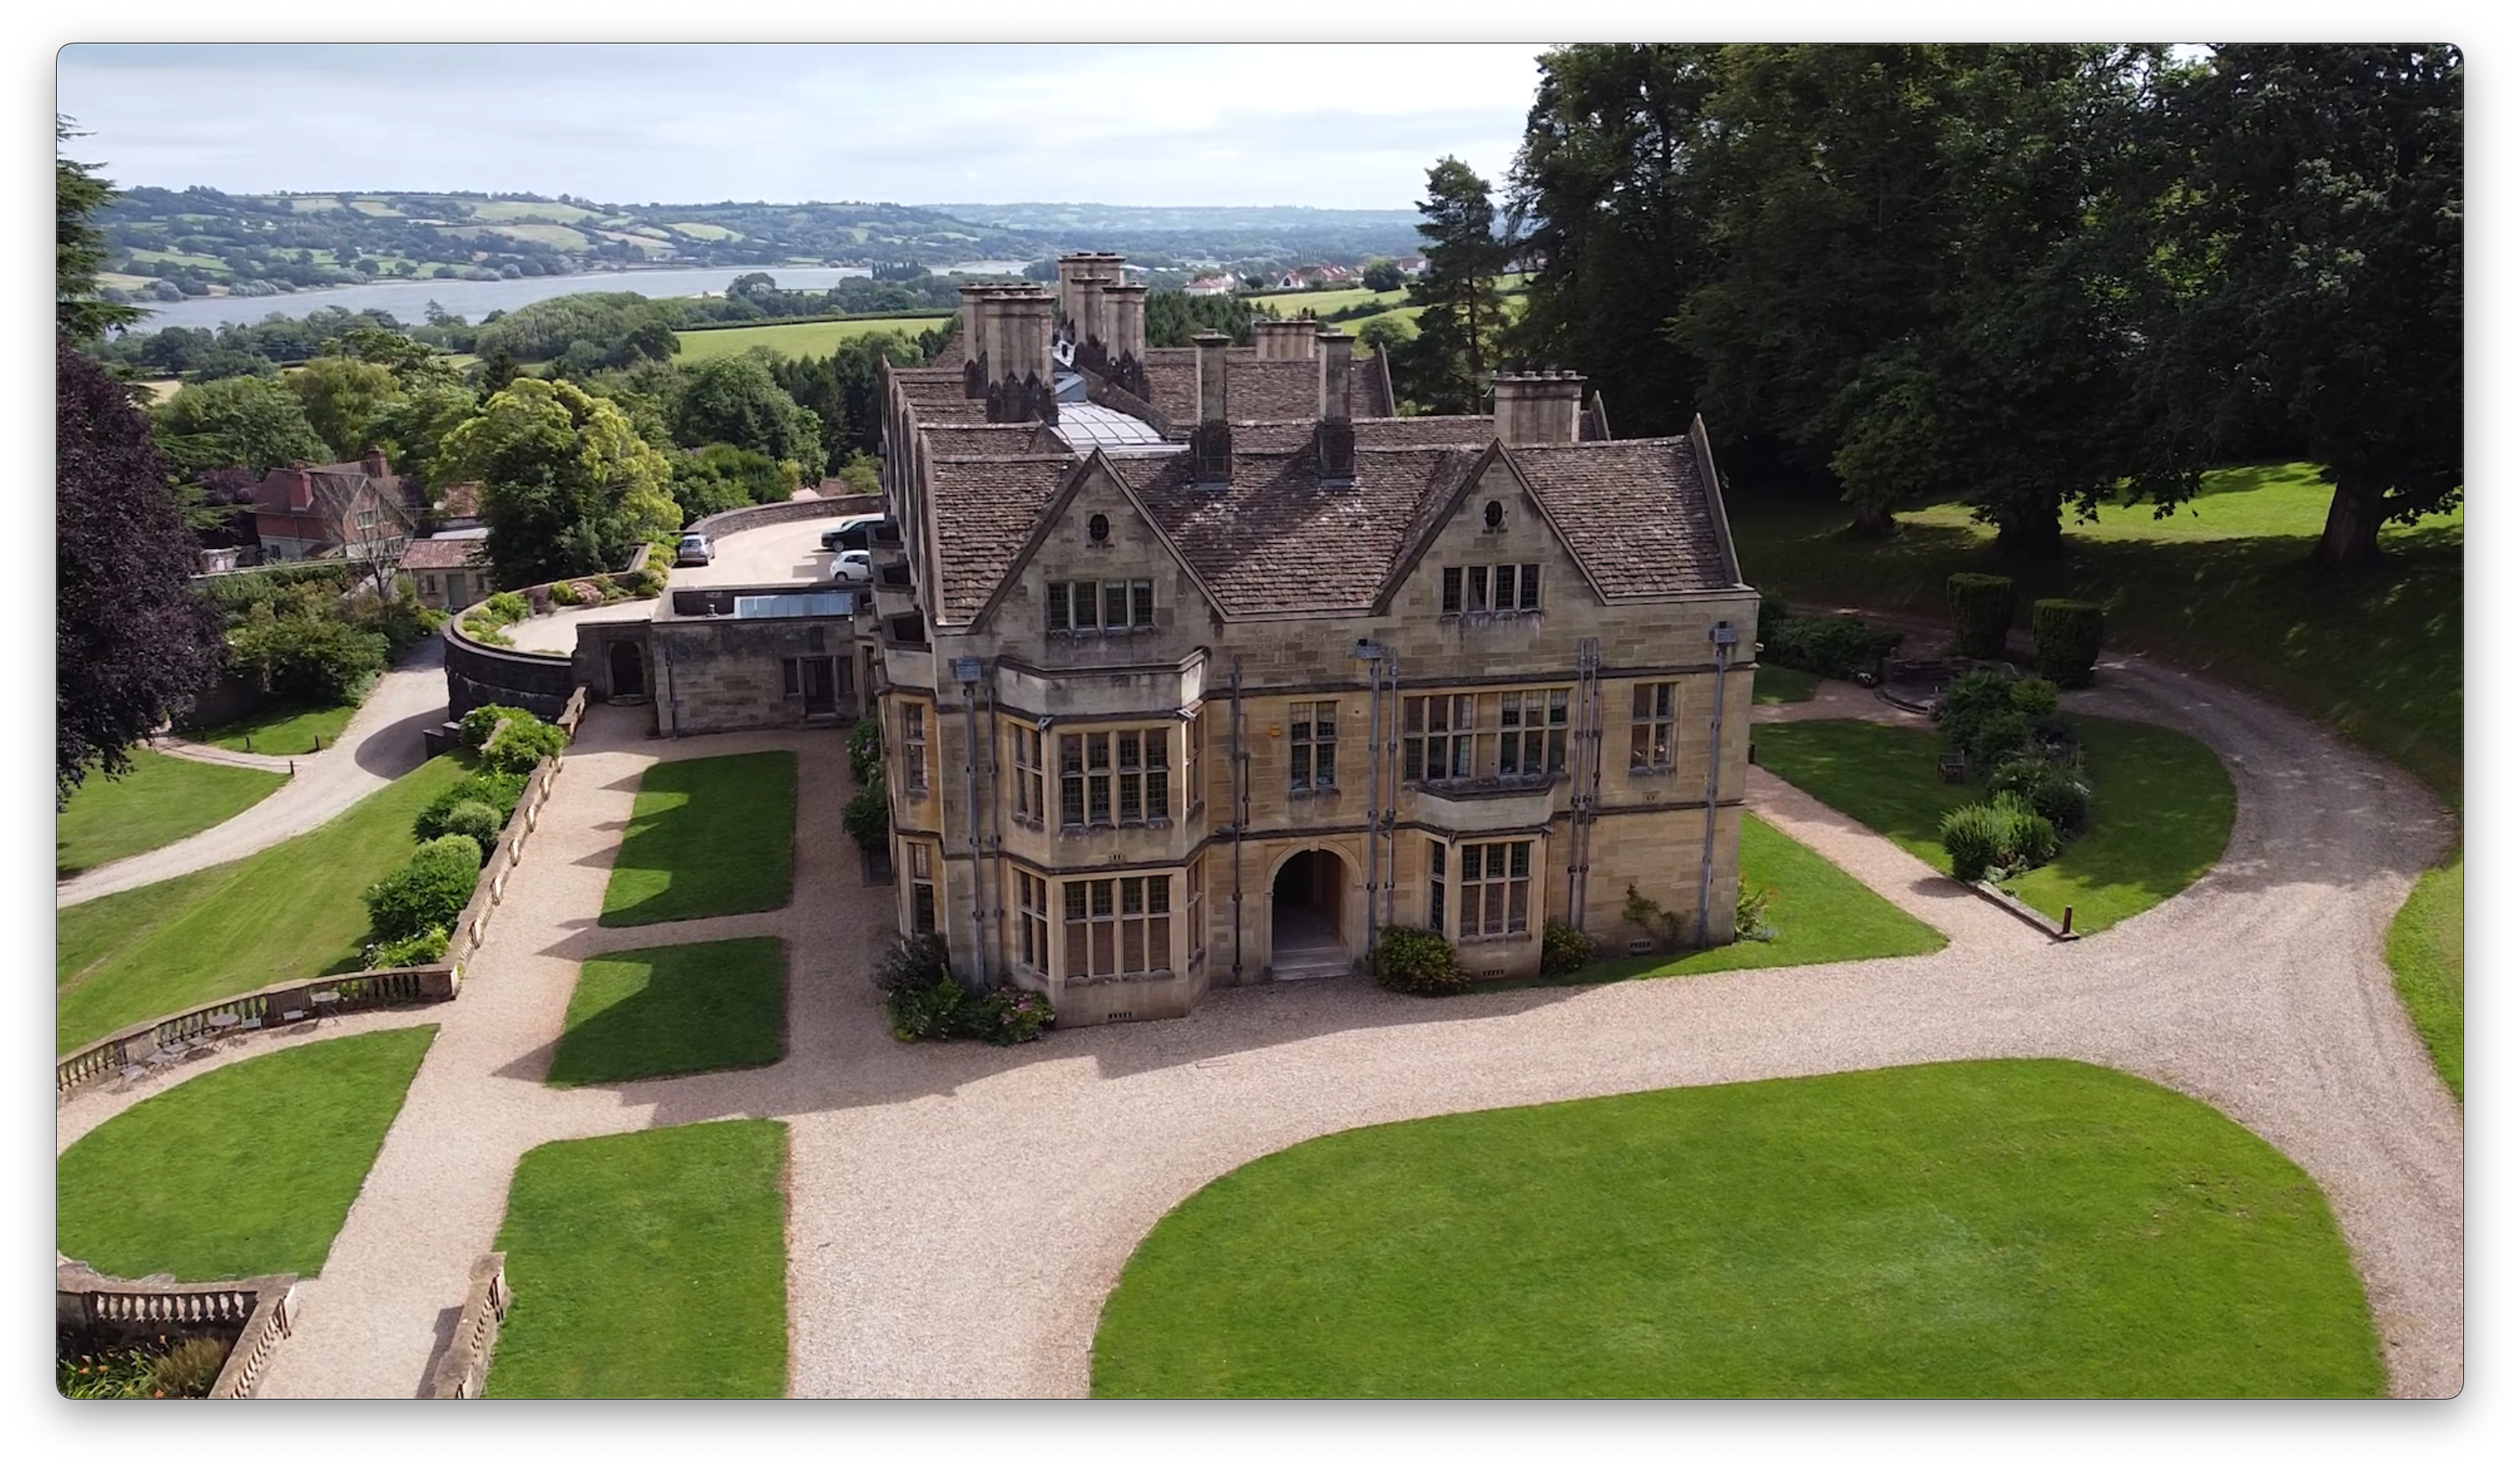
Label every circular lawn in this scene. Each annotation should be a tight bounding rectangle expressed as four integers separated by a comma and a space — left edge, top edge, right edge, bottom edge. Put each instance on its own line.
1090, 1060, 2382, 1398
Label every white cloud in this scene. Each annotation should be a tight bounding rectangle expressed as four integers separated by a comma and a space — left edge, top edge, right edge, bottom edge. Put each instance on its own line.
55, 43, 1547, 207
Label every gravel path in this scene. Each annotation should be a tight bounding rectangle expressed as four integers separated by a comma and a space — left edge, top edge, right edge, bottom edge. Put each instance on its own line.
58, 652, 2462, 1398
56, 635, 451, 908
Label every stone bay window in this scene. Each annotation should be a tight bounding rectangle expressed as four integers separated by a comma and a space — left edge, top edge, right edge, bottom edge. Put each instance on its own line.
1402, 689, 1571, 785
1058, 728, 1170, 828
1064, 872, 1175, 984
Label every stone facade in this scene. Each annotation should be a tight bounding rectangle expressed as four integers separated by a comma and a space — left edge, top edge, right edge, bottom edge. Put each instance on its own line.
875, 277, 1757, 1028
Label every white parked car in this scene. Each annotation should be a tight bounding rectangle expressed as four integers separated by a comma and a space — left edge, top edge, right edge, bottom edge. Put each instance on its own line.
675, 532, 714, 567
829, 549, 874, 586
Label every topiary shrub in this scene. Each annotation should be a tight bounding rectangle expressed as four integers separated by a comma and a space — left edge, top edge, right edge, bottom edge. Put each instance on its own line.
844, 770, 890, 851
1940, 791, 2061, 882
458, 704, 530, 750
1934, 670, 2033, 770
1947, 572, 2016, 659
1372, 925, 1470, 996
1989, 756, 2092, 837
847, 718, 884, 785
484, 716, 566, 774
2031, 599, 2106, 687
1539, 920, 1595, 976
415, 771, 531, 844
2009, 675, 2060, 718
871, 930, 953, 994
365, 925, 450, 969
363, 835, 483, 943
438, 800, 506, 863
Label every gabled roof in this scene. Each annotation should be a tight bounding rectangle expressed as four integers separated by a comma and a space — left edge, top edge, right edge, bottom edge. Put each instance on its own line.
1139, 348, 1336, 427
399, 536, 483, 571
926, 455, 1077, 626
1113, 446, 1479, 618
1507, 435, 1738, 600
970, 450, 1226, 632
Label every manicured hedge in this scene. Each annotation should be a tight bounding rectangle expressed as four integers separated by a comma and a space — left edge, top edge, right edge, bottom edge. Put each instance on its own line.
1947, 572, 2016, 659
2033, 599, 2106, 687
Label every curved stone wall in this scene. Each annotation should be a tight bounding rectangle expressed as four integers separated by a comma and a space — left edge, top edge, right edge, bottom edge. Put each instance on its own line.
444, 624, 575, 720
689, 494, 882, 539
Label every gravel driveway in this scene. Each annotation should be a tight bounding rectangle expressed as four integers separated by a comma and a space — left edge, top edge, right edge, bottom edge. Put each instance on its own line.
59, 651, 2462, 1398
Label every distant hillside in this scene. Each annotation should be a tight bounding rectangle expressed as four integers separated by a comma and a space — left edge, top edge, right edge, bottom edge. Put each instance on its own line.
92, 188, 1430, 308
92, 190, 1046, 302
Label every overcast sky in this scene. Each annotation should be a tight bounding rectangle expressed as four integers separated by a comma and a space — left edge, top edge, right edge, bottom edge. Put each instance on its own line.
54, 43, 1551, 210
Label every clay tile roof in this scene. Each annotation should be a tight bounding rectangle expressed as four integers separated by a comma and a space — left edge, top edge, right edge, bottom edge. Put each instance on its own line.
1507, 436, 1736, 597
928, 455, 1075, 626
399, 536, 481, 571
1117, 446, 1476, 617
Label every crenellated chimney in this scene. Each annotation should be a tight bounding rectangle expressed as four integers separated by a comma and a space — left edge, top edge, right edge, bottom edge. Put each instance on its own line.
1315, 329, 1355, 486
1252, 318, 1317, 360
1191, 330, 1233, 485
1104, 283, 1148, 362
1492, 370, 1586, 445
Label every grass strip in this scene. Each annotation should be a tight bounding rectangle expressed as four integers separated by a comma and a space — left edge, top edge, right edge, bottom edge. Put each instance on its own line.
56, 749, 287, 877
2385, 852, 2463, 1101
547, 937, 787, 1086
600, 752, 797, 927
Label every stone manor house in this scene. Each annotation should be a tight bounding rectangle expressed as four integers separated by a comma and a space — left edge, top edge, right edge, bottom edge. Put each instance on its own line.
871, 252, 1758, 1025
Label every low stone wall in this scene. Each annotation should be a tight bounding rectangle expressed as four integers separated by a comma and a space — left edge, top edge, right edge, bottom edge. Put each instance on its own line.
57, 1261, 298, 1400
56, 689, 592, 1101
689, 494, 881, 540
444, 627, 575, 722
424, 1253, 511, 1399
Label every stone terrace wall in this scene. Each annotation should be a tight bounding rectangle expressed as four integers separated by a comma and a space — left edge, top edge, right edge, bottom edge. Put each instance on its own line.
690, 494, 882, 540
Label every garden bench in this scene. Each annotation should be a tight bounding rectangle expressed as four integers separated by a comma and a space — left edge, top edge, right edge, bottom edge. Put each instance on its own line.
1938, 754, 1969, 784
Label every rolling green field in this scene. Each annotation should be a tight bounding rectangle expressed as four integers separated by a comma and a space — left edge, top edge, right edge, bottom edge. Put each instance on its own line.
490, 1120, 790, 1398
58, 1027, 438, 1281
469, 199, 602, 224
1091, 1060, 2382, 1398
1752, 716, 2235, 935
675, 316, 948, 362
56, 754, 473, 1052
56, 749, 287, 878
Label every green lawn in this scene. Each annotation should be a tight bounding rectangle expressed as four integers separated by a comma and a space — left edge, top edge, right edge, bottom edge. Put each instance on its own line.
546, 937, 787, 1087
1751, 717, 2234, 935
1091, 1060, 2382, 1398
55, 754, 475, 1054
489, 1120, 789, 1398
674, 316, 948, 363
2385, 852, 2463, 1102
1734, 460, 2462, 1094
56, 749, 287, 877
1485, 812, 1943, 994
601, 752, 797, 927
1752, 663, 1820, 704
57, 1027, 437, 1281
183, 699, 360, 756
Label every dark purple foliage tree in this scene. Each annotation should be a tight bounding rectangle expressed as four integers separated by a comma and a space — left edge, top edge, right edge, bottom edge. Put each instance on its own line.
58, 338, 228, 805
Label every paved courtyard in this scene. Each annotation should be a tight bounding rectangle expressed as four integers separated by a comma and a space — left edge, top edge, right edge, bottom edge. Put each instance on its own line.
56, 649, 2463, 1398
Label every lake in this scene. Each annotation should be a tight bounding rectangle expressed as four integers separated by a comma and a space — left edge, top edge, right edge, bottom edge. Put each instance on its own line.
129, 264, 887, 333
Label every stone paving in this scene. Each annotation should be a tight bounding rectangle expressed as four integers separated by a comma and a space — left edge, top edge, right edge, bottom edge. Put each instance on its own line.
56, 652, 2464, 1399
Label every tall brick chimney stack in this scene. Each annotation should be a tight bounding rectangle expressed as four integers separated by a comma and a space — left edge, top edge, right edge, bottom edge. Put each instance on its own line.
1252, 318, 1317, 360
1105, 284, 1149, 362
1191, 331, 1233, 485
1315, 329, 1355, 486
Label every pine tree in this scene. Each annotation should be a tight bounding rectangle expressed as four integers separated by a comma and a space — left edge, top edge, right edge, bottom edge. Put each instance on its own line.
1393, 158, 1511, 414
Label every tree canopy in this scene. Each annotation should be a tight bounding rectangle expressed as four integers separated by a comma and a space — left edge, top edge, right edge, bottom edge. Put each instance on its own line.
436, 378, 681, 585
1391, 157, 1511, 414
57, 117, 142, 344
153, 374, 331, 477
58, 339, 228, 802
669, 353, 823, 468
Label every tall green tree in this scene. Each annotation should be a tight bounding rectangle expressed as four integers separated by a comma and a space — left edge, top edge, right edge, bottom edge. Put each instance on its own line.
1508, 43, 1724, 438
58, 339, 227, 802
1392, 157, 1512, 414
153, 374, 331, 477
2131, 44, 2462, 570
286, 355, 404, 461
669, 353, 822, 467
437, 378, 681, 586
57, 117, 142, 345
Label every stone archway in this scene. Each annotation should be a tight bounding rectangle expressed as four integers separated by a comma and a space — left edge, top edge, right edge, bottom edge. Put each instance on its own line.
1269, 848, 1351, 981
607, 640, 648, 699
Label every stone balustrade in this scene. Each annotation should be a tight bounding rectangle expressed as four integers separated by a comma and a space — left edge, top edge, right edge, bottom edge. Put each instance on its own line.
424, 1253, 511, 1399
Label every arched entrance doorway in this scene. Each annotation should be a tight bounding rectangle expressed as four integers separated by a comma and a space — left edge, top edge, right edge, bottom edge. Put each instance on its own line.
607, 640, 648, 699
1270, 848, 1351, 981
